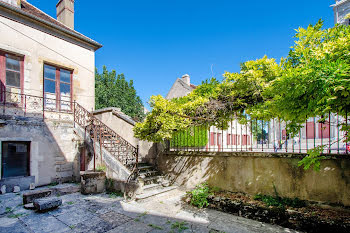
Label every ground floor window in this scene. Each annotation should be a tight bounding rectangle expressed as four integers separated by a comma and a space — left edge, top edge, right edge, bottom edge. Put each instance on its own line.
1, 142, 30, 178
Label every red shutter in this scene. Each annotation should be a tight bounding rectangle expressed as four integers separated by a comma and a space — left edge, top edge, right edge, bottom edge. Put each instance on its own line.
227, 134, 231, 145
306, 122, 315, 139
210, 132, 214, 145
318, 122, 330, 138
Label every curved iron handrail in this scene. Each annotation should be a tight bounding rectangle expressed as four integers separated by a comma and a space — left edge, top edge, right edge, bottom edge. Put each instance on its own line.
74, 102, 139, 173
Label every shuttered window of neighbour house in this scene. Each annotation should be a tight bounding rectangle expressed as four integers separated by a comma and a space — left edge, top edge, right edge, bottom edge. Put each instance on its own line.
44, 64, 72, 111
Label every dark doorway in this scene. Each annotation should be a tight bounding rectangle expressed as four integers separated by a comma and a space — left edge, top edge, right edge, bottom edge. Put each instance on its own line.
2, 142, 30, 178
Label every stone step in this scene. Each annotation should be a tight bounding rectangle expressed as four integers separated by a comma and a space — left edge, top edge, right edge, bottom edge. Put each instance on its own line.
138, 165, 154, 171
139, 170, 159, 178
136, 186, 178, 201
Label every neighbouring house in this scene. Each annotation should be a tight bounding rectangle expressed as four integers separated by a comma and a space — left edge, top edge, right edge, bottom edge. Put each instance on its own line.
332, 0, 350, 25
166, 74, 252, 152
0, 0, 102, 191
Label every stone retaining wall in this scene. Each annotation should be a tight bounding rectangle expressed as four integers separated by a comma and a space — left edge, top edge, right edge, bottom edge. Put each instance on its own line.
158, 151, 350, 206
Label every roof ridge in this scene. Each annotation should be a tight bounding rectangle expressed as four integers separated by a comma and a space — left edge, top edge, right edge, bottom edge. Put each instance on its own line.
22, 1, 85, 38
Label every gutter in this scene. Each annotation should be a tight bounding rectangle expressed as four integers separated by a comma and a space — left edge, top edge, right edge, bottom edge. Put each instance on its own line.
331, 0, 349, 7
0, 1, 102, 50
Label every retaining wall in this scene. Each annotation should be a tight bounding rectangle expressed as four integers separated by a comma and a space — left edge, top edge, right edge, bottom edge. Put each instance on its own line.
158, 151, 350, 206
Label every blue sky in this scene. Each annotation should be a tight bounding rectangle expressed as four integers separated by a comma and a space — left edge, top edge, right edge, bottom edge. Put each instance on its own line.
30, 0, 335, 108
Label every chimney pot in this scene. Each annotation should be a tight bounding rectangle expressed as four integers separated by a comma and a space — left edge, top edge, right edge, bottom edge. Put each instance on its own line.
56, 0, 74, 29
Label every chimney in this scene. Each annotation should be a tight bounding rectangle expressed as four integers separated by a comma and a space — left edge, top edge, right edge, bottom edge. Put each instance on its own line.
181, 74, 190, 86
56, 0, 74, 29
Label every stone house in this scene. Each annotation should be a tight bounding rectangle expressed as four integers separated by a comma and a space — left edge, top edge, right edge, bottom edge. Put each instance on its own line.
0, 0, 102, 191
166, 74, 252, 151
332, 0, 350, 25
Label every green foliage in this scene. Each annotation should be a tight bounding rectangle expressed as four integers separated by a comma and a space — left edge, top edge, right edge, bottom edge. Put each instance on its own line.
134, 20, 350, 172
95, 66, 145, 121
107, 191, 123, 198
298, 145, 327, 171
170, 126, 208, 147
188, 183, 212, 208
254, 194, 306, 209
96, 165, 106, 172
148, 224, 163, 230
171, 221, 189, 232
47, 182, 58, 188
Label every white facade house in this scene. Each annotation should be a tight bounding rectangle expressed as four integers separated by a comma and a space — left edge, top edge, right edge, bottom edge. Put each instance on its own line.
332, 0, 350, 25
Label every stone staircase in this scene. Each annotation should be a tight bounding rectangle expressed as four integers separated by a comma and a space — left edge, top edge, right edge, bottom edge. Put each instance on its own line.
74, 103, 176, 200
136, 163, 177, 201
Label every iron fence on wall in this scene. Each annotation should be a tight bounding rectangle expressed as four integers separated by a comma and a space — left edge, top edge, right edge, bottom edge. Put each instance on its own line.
166, 115, 349, 155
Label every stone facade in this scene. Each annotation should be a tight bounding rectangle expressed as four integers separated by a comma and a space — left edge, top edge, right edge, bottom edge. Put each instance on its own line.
0, 1, 101, 188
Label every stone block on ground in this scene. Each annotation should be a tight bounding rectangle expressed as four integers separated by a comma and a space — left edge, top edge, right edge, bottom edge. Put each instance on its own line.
13, 186, 20, 193
1, 185, 6, 194
23, 189, 52, 204
29, 183, 35, 190
0, 176, 35, 192
33, 197, 62, 211
80, 171, 106, 195
52, 184, 80, 196
24, 203, 35, 210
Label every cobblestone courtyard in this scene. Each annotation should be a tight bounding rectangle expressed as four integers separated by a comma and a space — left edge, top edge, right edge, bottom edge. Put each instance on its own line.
0, 185, 297, 233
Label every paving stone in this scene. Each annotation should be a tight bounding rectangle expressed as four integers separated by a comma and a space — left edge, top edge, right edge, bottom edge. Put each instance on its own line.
107, 220, 153, 233
20, 213, 70, 233
99, 210, 132, 228
33, 197, 62, 211
56, 206, 96, 226
23, 189, 52, 204
0, 217, 30, 233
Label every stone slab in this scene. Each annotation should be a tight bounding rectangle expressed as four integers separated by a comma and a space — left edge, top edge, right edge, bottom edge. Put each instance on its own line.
23, 188, 52, 204
52, 184, 80, 196
0, 176, 35, 193
33, 197, 62, 211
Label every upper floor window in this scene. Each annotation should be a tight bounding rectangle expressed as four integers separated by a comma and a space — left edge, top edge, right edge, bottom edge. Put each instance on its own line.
0, 51, 24, 90
44, 64, 72, 111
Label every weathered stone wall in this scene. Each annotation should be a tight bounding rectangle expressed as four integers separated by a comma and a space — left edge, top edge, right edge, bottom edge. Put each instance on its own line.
158, 151, 350, 206
93, 109, 157, 164
0, 115, 82, 186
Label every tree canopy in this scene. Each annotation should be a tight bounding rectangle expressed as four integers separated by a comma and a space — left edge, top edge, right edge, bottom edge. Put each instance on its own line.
134, 20, 350, 143
95, 66, 145, 121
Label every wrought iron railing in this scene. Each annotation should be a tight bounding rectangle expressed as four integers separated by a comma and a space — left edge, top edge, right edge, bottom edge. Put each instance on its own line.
166, 116, 349, 155
0, 91, 139, 175
0, 90, 72, 120
74, 102, 139, 171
